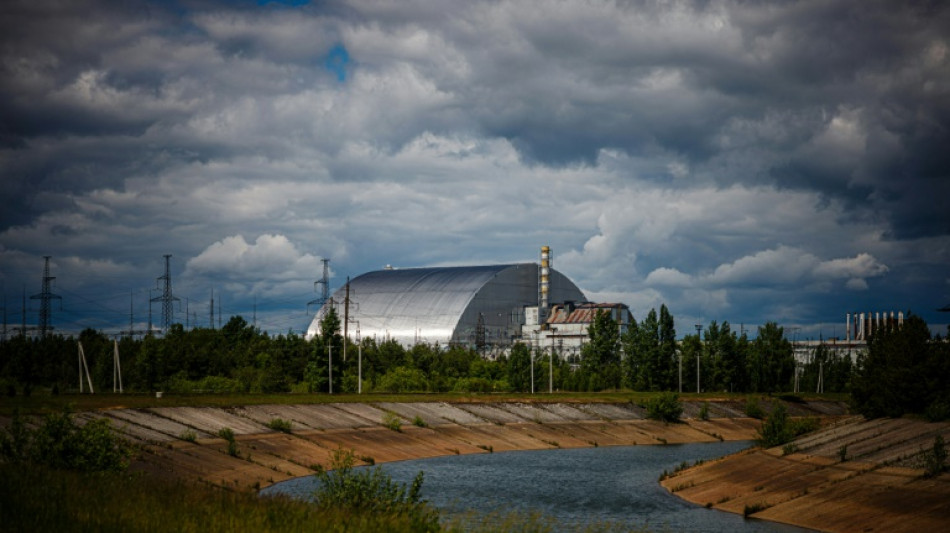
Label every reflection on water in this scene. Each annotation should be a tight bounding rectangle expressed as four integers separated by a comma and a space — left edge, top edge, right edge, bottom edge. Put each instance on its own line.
262, 441, 812, 532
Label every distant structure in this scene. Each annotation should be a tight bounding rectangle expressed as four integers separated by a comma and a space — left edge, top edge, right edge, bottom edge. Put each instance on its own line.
150, 255, 179, 333
307, 258, 331, 314
529, 302, 632, 364
30, 256, 62, 337
306, 247, 588, 353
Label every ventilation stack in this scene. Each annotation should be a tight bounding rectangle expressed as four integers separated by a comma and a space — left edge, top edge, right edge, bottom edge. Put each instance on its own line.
540, 246, 551, 322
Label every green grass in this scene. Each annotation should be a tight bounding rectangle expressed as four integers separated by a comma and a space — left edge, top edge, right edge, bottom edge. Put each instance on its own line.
0, 389, 852, 416
0, 464, 649, 533
0, 463, 439, 533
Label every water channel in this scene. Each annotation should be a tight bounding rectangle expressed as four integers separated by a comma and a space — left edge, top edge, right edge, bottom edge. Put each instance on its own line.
263, 441, 812, 532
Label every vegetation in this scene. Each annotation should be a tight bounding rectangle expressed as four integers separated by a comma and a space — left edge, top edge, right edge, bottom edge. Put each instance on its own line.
851, 314, 950, 419
1, 299, 855, 398
0, 407, 133, 471
645, 392, 683, 422
312, 447, 439, 532
218, 427, 238, 457
755, 402, 820, 448
744, 398, 765, 419
923, 435, 947, 478
267, 418, 293, 433
698, 401, 710, 421
0, 462, 446, 533
383, 411, 403, 432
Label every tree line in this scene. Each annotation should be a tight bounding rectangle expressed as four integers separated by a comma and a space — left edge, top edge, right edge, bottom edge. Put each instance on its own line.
1, 306, 939, 404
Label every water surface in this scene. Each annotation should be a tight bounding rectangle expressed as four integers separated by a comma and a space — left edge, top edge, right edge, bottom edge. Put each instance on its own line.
263, 441, 810, 532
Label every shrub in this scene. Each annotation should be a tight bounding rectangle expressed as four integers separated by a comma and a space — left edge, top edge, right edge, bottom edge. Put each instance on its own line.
179, 429, 198, 443
923, 435, 946, 478
782, 443, 799, 456
838, 444, 848, 462
925, 398, 950, 422
383, 412, 402, 432
412, 416, 428, 428
756, 402, 790, 447
698, 402, 710, 421
267, 418, 293, 434
313, 447, 439, 532
218, 427, 238, 457
375, 367, 428, 393
745, 398, 765, 419
646, 392, 683, 423
0, 408, 132, 472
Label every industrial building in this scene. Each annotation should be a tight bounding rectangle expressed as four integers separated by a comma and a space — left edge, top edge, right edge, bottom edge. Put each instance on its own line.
527, 302, 632, 363
306, 251, 589, 351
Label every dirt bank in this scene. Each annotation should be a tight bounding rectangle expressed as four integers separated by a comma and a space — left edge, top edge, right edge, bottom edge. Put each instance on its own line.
660, 416, 950, 533
60, 399, 839, 492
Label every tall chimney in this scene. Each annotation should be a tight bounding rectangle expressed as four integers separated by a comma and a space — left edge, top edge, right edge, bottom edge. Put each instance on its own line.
540, 246, 551, 321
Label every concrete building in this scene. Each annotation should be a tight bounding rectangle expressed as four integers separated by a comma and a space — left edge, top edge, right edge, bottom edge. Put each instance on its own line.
526, 302, 633, 364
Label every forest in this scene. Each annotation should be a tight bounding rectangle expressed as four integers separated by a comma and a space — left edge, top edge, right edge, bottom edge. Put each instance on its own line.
0, 305, 950, 408
0, 305, 873, 398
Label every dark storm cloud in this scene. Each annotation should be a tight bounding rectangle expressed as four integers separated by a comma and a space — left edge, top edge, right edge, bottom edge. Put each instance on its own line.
1, 0, 947, 336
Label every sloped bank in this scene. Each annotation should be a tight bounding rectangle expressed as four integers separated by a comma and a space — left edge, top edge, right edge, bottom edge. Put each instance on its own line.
75, 399, 844, 491
661, 416, 950, 533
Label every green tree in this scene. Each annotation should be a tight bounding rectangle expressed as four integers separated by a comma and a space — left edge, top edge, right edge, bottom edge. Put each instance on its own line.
751, 322, 795, 393
581, 310, 621, 390
852, 314, 942, 418
507, 343, 531, 392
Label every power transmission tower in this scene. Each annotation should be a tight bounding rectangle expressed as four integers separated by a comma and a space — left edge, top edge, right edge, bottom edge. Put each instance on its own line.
150, 255, 179, 333
307, 259, 330, 313
30, 256, 62, 337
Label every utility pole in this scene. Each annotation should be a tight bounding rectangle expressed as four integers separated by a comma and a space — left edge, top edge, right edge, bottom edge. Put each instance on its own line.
678, 352, 683, 393
343, 277, 350, 362
31, 256, 62, 337
150, 254, 179, 333
695, 324, 703, 394
549, 328, 558, 393
356, 321, 362, 394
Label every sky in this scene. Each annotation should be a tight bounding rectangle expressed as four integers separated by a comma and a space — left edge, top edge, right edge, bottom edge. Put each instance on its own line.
1, 0, 948, 340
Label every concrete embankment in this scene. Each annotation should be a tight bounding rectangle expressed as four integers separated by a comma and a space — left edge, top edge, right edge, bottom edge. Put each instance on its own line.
59, 399, 846, 492
660, 416, 950, 533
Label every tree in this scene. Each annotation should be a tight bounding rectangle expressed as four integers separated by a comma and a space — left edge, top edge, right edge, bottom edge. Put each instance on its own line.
507, 343, 531, 392
581, 310, 621, 390
657, 305, 677, 390
751, 322, 795, 393
851, 314, 943, 418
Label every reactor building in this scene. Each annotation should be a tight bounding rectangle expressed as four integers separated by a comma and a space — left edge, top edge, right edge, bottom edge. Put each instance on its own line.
305, 248, 589, 350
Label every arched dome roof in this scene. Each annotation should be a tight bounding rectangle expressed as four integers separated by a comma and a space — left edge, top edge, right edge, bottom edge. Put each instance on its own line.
306, 263, 587, 347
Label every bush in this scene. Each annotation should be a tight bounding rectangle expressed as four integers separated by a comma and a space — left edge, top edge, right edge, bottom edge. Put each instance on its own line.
756, 402, 790, 448
412, 416, 428, 428
179, 429, 198, 443
375, 367, 428, 393
218, 427, 238, 457
313, 447, 439, 532
698, 402, 710, 421
745, 398, 765, 419
267, 418, 293, 434
646, 392, 683, 423
0, 408, 132, 472
383, 412, 402, 432
923, 435, 946, 478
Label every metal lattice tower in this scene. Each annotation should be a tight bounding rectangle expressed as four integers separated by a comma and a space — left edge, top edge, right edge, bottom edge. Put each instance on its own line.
30, 256, 62, 337
150, 255, 179, 333
307, 259, 330, 313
